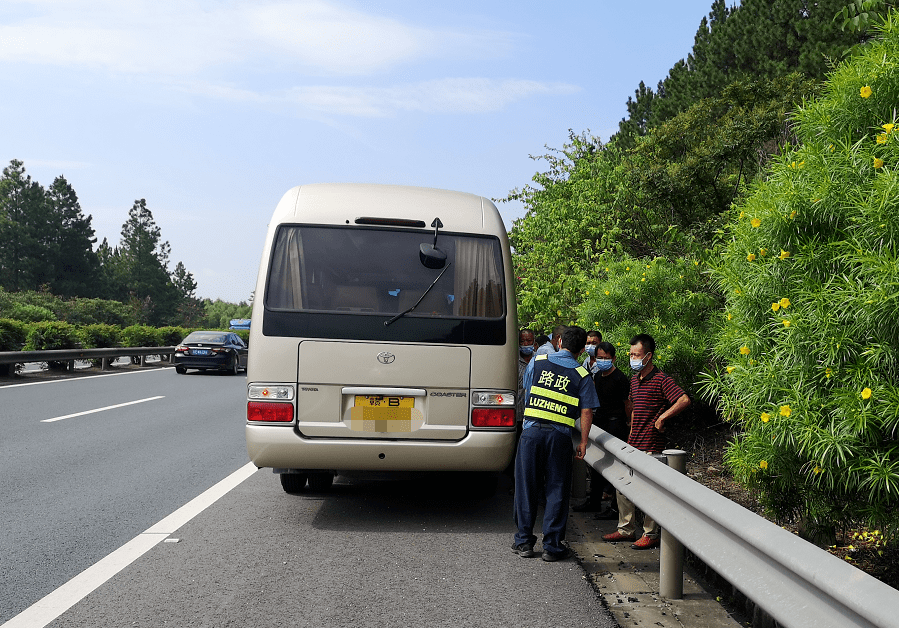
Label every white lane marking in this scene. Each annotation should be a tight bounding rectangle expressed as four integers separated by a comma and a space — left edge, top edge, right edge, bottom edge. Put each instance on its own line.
1, 367, 174, 389
1, 462, 258, 628
41, 396, 166, 423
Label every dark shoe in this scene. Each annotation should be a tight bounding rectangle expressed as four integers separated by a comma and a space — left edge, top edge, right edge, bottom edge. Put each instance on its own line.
602, 530, 635, 542
541, 547, 573, 562
572, 499, 602, 512
593, 506, 619, 520
511, 542, 536, 558
631, 535, 660, 550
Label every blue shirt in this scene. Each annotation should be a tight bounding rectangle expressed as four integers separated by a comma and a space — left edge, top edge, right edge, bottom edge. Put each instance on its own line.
522, 350, 600, 434
535, 341, 556, 357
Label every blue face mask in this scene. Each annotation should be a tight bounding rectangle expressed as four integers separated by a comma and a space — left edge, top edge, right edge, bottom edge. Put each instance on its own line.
519, 345, 534, 356
594, 358, 614, 372
630, 355, 647, 372
584, 345, 597, 357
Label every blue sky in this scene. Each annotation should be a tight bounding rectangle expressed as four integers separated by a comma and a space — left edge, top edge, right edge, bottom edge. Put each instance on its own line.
1, 0, 719, 303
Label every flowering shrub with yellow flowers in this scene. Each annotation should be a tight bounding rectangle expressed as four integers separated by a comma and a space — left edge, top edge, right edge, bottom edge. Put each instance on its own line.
701, 14, 899, 541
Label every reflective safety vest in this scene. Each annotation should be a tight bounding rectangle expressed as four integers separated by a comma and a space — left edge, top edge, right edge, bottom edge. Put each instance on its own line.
523, 354, 589, 427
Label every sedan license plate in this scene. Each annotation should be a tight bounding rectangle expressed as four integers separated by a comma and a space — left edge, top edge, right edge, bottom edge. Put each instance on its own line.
192, 349, 210, 356
351, 396, 414, 432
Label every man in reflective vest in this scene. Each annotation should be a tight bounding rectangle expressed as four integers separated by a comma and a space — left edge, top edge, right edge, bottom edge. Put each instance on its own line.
512, 325, 599, 561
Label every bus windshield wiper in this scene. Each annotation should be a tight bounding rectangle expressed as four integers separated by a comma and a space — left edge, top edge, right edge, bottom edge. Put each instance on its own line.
384, 263, 452, 327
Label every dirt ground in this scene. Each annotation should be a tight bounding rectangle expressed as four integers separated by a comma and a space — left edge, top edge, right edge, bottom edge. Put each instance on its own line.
670, 423, 899, 591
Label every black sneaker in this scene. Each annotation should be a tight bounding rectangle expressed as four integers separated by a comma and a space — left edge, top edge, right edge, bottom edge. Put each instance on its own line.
541, 547, 573, 562
511, 542, 536, 558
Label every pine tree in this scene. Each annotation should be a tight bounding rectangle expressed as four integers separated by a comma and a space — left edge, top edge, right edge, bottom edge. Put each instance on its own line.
46, 176, 99, 297
0, 160, 50, 291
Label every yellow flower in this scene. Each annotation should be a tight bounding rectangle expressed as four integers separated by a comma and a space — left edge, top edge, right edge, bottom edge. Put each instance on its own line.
813, 466, 823, 475
759, 460, 768, 470
771, 302, 781, 312
557, 310, 562, 316
874, 157, 884, 168
727, 313, 733, 320
594, 321, 599, 326
779, 297, 790, 309
747, 253, 756, 261
877, 133, 888, 144
761, 412, 770, 423
739, 211, 745, 219
779, 405, 791, 417
860, 85, 872, 98
626, 266, 630, 271
861, 387, 872, 400
641, 278, 646, 282
585, 291, 590, 296
740, 346, 750, 356
884, 123, 895, 133
779, 250, 791, 260
751, 218, 761, 228
789, 210, 797, 219
604, 290, 610, 295
759, 248, 767, 257
825, 368, 832, 378
783, 320, 791, 327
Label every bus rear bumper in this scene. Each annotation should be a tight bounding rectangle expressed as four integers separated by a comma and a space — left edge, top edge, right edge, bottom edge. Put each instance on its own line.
246, 424, 515, 472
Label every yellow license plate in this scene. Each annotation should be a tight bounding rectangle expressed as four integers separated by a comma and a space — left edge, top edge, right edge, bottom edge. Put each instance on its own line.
350, 396, 414, 432
354, 396, 414, 408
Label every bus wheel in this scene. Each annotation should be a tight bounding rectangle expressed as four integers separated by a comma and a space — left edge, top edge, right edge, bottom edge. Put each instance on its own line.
280, 473, 308, 494
308, 472, 334, 492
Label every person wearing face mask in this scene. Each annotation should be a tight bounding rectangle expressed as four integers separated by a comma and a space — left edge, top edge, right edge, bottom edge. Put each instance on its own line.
582, 330, 602, 373
603, 333, 690, 549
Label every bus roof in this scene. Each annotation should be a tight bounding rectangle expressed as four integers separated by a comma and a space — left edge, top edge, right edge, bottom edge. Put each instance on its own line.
271, 183, 506, 235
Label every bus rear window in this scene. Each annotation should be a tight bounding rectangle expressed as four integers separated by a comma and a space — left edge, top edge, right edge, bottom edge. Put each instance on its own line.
266, 226, 504, 318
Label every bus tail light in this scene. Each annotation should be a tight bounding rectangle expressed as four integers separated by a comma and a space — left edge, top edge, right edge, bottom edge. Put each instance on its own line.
471, 407, 515, 427
247, 401, 294, 423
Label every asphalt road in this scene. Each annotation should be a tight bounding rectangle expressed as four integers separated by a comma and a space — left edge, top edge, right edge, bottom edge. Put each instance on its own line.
2, 367, 615, 627
0, 367, 249, 624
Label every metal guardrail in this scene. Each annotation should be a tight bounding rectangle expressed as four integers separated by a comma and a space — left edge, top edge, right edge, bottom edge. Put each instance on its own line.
577, 423, 899, 628
0, 347, 175, 368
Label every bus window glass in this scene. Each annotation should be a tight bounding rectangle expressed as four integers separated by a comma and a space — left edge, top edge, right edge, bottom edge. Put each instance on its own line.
267, 226, 503, 318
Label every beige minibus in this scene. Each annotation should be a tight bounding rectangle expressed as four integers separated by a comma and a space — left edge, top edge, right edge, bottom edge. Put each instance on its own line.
245, 183, 517, 493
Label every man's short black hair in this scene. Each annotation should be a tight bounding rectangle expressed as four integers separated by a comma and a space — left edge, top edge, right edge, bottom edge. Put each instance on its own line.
630, 333, 656, 356
561, 326, 588, 355
587, 330, 602, 341
535, 334, 550, 346
597, 341, 615, 358
519, 328, 534, 341
552, 324, 568, 340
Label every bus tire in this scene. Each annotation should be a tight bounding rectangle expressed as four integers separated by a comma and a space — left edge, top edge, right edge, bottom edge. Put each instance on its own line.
280, 473, 308, 494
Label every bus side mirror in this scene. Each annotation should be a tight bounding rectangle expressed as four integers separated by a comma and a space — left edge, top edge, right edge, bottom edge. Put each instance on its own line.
419, 243, 447, 269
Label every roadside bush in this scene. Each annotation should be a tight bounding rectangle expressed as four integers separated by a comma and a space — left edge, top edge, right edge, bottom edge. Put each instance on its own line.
701, 16, 899, 541
577, 253, 721, 401
57, 298, 135, 327
232, 329, 249, 345
157, 326, 188, 346
5, 302, 56, 323
0, 318, 30, 351
25, 321, 80, 351
120, 325, 162, 348
79, 324, 121, 348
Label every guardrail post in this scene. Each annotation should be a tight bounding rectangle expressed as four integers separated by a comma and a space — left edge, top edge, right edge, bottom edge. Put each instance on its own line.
139, 354, 147, 367
660, 448, 687, 600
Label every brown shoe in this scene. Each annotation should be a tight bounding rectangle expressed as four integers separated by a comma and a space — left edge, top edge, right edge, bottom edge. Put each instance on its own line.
631, 535, 660, 550
602, 530, 635, 542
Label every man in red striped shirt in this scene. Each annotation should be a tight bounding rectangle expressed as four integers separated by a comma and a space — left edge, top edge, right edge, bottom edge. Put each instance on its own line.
603, 333, 691, 550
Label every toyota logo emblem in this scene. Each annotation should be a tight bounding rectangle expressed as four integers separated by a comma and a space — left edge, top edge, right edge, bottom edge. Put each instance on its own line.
377, 352, 395, 364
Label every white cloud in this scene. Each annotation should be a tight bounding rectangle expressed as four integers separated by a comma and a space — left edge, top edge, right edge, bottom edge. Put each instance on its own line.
285, 78, 581, 117
0, 0, 511, 76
